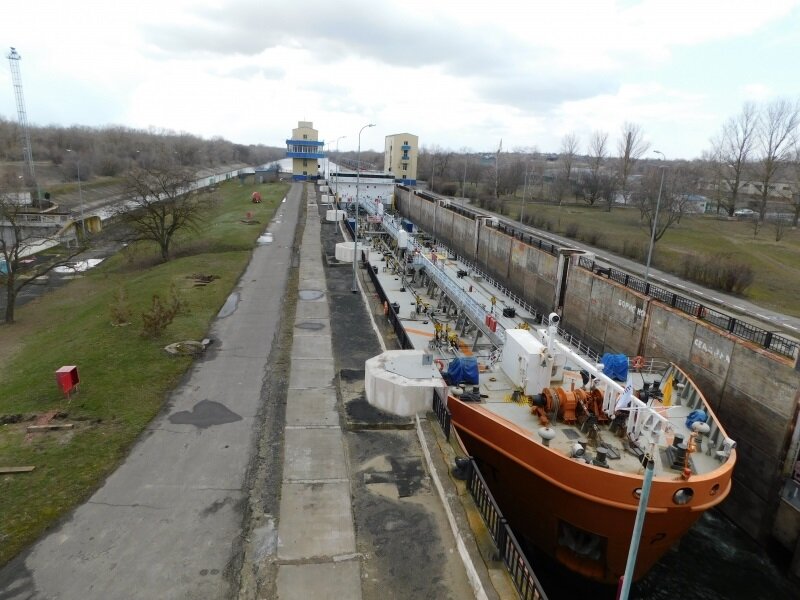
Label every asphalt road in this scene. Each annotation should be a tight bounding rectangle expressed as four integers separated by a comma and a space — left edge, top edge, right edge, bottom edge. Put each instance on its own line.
0, 183, 303, 599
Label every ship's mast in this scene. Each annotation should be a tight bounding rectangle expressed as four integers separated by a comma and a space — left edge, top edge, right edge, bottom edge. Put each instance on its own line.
7, 47, 40, 205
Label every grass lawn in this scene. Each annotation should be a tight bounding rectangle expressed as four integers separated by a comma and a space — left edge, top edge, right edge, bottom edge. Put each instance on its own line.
504, 199, 800, 317
0, 179, 290, 566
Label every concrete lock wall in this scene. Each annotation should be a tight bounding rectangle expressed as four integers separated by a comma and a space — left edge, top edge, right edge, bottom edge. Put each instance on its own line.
562, 266, 646, 355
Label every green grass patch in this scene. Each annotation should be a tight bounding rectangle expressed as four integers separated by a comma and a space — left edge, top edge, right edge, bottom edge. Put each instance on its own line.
510, 200, 800, 317
0, 179, 290, 566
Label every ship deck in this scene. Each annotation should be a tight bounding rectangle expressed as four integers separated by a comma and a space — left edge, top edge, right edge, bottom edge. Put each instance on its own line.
363, 235, 726, 480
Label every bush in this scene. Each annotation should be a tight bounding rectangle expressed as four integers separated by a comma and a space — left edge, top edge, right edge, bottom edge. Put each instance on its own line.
680, 253, 754, 294
621, 240, 645, 260
110, 287, 131, 326
582, 231, 605, 247
140, 284, 187, 338
440, 182, 459, 196
565, 223, 580, 238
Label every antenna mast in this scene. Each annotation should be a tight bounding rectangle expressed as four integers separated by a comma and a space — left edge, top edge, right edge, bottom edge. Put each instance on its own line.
7, 47, 39, 203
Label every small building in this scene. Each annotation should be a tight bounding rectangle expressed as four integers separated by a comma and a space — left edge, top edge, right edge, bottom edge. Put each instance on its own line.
286, 121, 325, 181
332, 171, 396, 208
384, 133, 418, 185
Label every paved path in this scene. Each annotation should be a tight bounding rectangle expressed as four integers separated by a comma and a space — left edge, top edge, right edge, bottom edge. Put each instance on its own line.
272, 184, 362, 597
0, 183, 303, 599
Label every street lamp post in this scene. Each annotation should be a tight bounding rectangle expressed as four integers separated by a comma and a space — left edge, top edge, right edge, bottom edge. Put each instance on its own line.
66, 149, 86, 236
521, 163, 530, 225
462, 157, 467, 207
333, 135, 346, 205
644, 150, 666, 285
352, 123, 375, 293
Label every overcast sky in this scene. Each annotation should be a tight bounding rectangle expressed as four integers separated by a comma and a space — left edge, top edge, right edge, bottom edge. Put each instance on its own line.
1, 0, 799, 159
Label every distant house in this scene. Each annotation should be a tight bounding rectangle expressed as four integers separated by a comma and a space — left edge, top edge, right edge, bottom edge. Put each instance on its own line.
681, 194, 709, 213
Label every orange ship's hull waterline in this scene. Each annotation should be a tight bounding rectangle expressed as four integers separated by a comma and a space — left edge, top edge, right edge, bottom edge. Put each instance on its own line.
448, 396, 736, 585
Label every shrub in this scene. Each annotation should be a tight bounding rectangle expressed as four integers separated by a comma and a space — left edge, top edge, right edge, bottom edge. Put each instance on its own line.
565, 223, 580, 238
680, 253, 755, 294
621, 240, 645, 260
140, 284, 187, 338
110, 287, 132, 326
583, 231, 605, 247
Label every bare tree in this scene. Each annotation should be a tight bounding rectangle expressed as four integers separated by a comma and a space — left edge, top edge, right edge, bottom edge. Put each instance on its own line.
699, 148, 727, 215
119, 164, 216, 262
713, 102, 758, 216
555, 133, 579, 204
617, 122, 649, 204
635, 165, 686, 247
790, 144, 800, 227
580, 131, 613, 210
1, 188, 85, 323
753, 98, 800, 221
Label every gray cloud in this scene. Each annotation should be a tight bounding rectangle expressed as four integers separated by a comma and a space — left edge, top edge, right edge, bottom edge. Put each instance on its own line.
142, 2, 613, 110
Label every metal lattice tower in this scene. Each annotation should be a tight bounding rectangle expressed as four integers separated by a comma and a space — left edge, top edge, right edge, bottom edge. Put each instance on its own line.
7, 47, 37, 195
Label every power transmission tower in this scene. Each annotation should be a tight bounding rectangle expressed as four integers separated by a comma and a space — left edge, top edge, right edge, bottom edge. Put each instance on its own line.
7, 47, 40, 205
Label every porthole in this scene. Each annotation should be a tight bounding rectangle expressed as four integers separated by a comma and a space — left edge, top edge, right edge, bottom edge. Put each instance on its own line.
633, 488, 642, 500
710, 483, 720, 496
673, 487, 694, 505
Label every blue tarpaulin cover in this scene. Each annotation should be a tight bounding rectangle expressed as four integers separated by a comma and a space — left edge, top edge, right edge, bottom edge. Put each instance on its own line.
686, 409, 708, 430
601, 353, 629, 381
445, 357, 480, 385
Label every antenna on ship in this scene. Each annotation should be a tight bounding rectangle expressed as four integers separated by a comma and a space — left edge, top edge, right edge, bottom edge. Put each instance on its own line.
6, 47, 40, 206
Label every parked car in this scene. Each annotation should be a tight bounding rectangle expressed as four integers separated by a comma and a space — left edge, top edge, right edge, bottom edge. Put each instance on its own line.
734, 208, 756, 217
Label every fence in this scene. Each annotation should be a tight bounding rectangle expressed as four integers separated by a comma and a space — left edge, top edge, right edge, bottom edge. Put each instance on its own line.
466, 458, 549, 600
431, 389, 451, 441
578, 256, 799, 360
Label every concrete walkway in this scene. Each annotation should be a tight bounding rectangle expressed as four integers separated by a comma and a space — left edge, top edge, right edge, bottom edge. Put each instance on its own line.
273, 185, 362, 597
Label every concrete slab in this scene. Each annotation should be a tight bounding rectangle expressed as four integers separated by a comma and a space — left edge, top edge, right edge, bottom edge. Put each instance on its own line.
286, 388, 339, 427
277, 561, 362, 600
284, 427, 348, 481
292, 334, 333, 358
293, 319, 331, 337
277, 482, 356, 560
295, 300, 331, 320
289, 358, 335, 389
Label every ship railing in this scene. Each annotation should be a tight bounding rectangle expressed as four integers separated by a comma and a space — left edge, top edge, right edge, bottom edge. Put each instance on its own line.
410, 246, 505, 348
431, 388, 451, 441
454, 254, 540, 319
543, 315, 602, 363
467, 458, 549, 600
365, 258, 414, 350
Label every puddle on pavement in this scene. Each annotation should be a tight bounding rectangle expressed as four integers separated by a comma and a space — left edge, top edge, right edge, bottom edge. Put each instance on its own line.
218, 292, 239, 317
295, 321, 325, 331
168, 399, 243, 429
257, 233, 273, 245
298, 290, 324, 301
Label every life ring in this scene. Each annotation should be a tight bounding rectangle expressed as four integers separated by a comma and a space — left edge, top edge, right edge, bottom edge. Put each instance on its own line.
434, 359, 445, 372
632, 356, 645, 370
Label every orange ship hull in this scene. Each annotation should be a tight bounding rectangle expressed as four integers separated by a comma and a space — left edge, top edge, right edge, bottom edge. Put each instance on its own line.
448, 396, 736, 584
